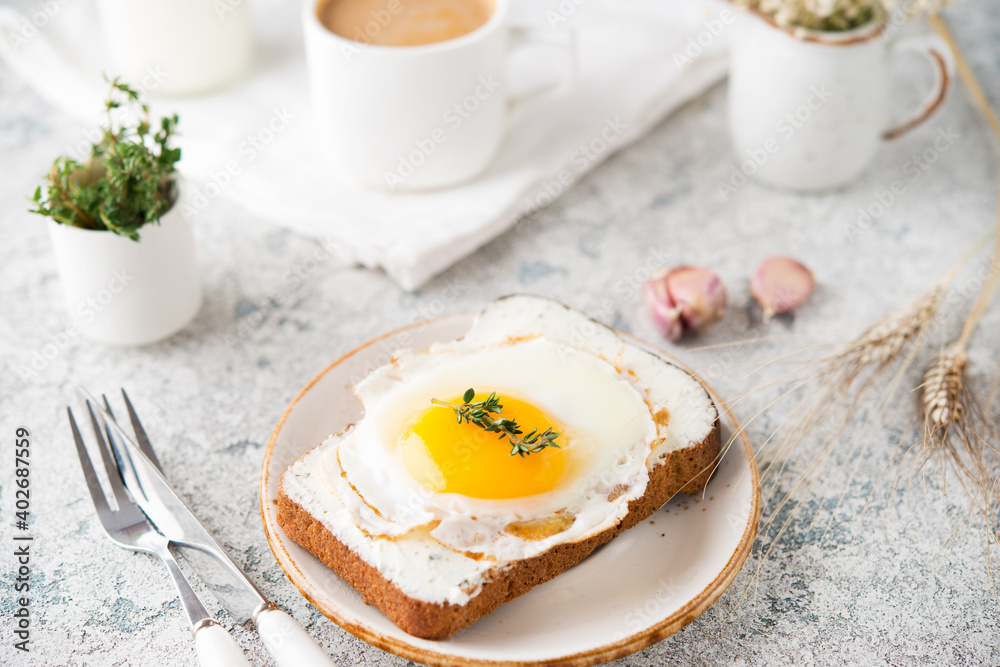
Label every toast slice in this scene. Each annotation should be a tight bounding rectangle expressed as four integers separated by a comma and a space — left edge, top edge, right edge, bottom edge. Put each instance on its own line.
278, 295, 721, 639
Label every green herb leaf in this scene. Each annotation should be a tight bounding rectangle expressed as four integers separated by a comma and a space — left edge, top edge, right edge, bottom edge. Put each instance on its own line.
431, 389, 561, 458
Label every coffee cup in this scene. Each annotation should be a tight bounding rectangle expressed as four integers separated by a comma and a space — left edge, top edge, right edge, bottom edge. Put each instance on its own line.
303, 0, 577, 191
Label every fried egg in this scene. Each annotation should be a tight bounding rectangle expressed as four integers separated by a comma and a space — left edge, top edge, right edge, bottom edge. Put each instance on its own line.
328, 337, 657, 560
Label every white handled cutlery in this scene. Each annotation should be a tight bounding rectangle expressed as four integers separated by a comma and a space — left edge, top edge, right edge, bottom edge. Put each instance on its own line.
71, 387, 336, 667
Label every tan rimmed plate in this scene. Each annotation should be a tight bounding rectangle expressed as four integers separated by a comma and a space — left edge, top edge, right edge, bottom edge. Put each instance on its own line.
261, 314, 760, 666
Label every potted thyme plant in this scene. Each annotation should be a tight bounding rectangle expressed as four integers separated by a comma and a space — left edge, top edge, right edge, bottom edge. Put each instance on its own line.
723, 0, 955, 193
32, 78, 201, 346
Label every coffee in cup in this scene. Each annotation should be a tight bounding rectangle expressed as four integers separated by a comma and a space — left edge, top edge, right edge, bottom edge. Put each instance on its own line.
316, 0, 495, 47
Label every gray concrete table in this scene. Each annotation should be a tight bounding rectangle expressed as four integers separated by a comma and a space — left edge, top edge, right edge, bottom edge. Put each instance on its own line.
2, 3, 999, 665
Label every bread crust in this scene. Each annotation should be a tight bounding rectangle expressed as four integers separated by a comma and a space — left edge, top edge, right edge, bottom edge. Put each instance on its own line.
277, 416, 721, 640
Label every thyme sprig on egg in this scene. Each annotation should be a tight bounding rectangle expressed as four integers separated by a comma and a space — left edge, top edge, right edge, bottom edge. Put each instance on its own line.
431, 389, 561, 458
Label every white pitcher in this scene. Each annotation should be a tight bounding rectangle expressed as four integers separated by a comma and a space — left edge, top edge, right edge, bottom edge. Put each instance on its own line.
96, 0, 254, 96
727, 10, 954, 192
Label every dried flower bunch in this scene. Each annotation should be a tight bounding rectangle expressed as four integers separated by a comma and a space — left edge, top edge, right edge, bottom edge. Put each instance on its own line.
30, 77, 180, 241
735, 0, 953, 31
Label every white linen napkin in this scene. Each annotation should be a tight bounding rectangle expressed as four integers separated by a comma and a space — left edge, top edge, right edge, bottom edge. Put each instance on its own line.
0, 0, 730, 290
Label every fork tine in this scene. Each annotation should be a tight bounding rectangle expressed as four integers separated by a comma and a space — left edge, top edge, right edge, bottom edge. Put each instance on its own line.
100, 394, 135, 484
121, 388, 164, 473
68, 407, 110, 516
102, 394, 117, 421
100, 403, 134, 482
99, 402, 150, 507
85, 400, 133, 510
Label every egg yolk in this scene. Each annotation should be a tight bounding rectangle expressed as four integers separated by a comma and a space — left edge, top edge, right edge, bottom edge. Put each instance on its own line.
399, 393, 567, 499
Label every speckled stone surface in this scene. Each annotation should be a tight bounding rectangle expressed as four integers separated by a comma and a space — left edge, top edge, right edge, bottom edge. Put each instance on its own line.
2, 3, 1000, 666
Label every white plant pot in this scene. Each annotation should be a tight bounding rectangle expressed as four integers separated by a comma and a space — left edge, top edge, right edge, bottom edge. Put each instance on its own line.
47, 195, 202, 346
727, 10, 954, 192
96, 0, 254, 96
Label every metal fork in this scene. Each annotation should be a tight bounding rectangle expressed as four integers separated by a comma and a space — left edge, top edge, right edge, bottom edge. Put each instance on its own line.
69, 405, 250, 667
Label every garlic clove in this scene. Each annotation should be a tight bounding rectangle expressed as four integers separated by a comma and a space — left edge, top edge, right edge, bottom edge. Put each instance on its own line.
666, 266, 728, 333
644, 266, 727, 340
751, 256, 815, 318
643, 274, 684, 341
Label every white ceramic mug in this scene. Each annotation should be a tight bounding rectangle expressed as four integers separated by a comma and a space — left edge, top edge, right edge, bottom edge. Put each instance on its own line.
727, 11, 955, 192
303, 0, 576, 191
96, 0, 254, 96
47, 188, 202, 346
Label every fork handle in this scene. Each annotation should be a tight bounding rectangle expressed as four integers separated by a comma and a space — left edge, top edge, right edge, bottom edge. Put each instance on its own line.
194, 620, 251, 667
158, 550, 249, 666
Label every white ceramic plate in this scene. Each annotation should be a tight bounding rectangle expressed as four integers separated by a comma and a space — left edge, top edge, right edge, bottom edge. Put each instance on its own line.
261, 314, 760, 667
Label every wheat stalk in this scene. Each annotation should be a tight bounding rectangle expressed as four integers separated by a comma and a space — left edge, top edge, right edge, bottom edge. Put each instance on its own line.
929, 15, 1000, 141
899, 16, 1000, 596
910, 12, 1000, 570
914, 343, 1000, 593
